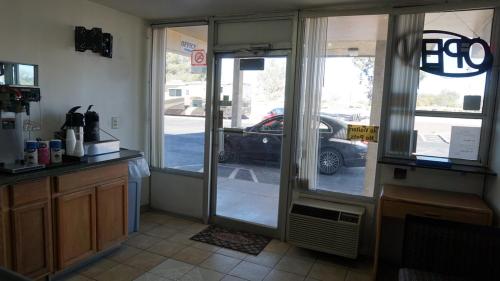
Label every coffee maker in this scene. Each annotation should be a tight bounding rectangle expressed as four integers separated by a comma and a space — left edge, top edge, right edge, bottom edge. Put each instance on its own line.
0, 85, 42, 172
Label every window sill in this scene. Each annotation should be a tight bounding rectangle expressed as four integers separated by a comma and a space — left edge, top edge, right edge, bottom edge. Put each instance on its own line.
379, 157, 496, 176
297, 187, 377, 204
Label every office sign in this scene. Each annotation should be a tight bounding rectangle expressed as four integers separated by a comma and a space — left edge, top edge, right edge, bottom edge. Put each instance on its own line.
181, 40, 197, 52
347, 125, 379, 143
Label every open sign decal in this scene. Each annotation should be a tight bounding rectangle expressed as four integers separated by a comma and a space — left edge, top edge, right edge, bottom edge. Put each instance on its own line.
421, 30, 493, 78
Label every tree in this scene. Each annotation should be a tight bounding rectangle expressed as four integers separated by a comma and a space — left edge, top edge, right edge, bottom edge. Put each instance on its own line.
416, 90, 461, 109
352, 57, 375, 102
166, 52, 205, 82
256, 59, 286, 100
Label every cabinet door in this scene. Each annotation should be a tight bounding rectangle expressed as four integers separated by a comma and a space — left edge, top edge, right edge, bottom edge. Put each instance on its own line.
0, 187, 11, 269
55, 188, 96, 269
97, 178, 128, 251
11, 201, 52, 279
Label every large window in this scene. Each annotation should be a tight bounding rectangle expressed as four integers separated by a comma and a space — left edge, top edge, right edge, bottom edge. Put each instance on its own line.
413, 10, 494, 161
163, 25, 208, 172
311, 15, 389, 197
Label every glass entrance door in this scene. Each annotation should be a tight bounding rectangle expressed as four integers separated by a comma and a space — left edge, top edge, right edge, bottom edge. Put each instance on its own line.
211, 54, 290, 234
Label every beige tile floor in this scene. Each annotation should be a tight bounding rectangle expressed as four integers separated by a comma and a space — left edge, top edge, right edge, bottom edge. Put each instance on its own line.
63, 211, 372, 281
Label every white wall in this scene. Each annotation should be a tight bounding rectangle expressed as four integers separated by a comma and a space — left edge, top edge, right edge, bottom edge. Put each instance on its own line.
150, 171, 204, 219
485, 87, 500, 225
0, 0, 148, 151
378, 165, 484, 195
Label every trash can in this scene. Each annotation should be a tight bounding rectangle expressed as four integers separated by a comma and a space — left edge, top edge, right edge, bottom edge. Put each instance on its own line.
128, 156, 150, 233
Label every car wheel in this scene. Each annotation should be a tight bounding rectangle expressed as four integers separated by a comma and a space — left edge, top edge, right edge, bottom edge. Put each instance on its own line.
218, 144, 232, 163
319, 149, 343, 175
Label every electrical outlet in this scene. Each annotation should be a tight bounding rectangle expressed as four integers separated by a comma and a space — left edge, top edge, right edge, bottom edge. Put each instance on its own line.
111, 117, 119, 129
394, 168, 407, 179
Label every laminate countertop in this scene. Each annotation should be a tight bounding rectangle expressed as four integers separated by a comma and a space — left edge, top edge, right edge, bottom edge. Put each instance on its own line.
0, 149, 143, 186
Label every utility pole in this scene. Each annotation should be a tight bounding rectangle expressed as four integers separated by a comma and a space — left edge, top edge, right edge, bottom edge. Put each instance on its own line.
231, 59, 243, 128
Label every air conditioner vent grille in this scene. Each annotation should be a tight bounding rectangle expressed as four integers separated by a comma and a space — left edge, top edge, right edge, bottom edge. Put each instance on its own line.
339, 212, 360, 224
287, 199, 364, 259
291, 204, 340, 221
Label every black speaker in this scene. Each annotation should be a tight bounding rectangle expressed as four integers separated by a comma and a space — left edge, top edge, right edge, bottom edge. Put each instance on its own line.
75, 26, 113, 58
75, 26, 88, 52
102, 33, 113, 58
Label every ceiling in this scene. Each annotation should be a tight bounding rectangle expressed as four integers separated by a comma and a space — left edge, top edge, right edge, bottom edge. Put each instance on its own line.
89, 0, 385, 20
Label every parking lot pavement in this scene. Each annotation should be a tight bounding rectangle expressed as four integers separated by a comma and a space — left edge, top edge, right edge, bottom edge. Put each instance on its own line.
164, 131, 366, 195
216, 162, 365, 193
416, 133, 450, 158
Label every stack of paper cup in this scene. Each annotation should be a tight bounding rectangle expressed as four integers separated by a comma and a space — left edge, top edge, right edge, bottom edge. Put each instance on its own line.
25, 140, 38, 165
37, 141, 50, 165
50, 140, 63, 164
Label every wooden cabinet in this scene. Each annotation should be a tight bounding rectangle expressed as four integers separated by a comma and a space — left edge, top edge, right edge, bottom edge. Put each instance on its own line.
54, 164, 128, 193
0, 187, 11, 268
0, 161, 129, 278
55, 188, 96, 269
53, 163, 128, 270
12, 201, 52, 279
373, 184, 493, 280
97, 178, 128, 251
9, 178, 52, 280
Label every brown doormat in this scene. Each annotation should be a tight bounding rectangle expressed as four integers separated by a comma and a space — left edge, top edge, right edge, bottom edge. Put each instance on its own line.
190, 225, 271, 255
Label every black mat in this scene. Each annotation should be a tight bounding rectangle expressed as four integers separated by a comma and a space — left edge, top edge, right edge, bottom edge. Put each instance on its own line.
190, 225, 271, 255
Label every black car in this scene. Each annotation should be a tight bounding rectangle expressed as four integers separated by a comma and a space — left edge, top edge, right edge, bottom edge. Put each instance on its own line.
218, 115, 367, 174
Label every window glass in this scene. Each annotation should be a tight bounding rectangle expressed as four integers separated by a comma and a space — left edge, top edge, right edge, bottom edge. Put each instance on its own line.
164, 25, 208, 172
168, 89, 182, 97
17, 64, 35, 86
216, 57, 288, 228
319, 122, 331, 133
414, 117, 482, 159
316, 15, 388, 197
331, 122, 347, 140
413, 10, 493, 161
416, 10, 493, 113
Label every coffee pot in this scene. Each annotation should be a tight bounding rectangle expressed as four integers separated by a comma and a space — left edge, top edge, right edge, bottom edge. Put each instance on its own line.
61, 106, 85, 157
84, 105, 100, 142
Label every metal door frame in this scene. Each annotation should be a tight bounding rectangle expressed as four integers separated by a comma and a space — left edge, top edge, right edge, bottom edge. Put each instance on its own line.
209, 50, 294, 238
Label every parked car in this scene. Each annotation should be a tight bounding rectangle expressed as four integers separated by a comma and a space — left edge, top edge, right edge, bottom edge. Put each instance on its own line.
263, 107, 284, 120
218, 114, 367, 174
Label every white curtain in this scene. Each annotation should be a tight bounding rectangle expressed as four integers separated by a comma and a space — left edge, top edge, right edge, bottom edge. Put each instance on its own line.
385, 14, 425, 158
150, 27, 167, 168
297, 17, 328, 190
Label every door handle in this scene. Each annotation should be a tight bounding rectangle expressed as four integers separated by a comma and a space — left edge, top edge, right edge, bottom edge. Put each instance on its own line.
218, 110, 224, 128
223, 128, 244, 134
245, 132, 284, 136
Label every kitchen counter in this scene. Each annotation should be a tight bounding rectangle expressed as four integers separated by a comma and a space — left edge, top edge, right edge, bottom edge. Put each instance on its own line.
0, 149, 143, 186
0, 150, 137, 279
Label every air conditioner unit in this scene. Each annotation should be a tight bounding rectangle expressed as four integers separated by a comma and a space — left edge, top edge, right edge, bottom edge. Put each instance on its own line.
287, 198, 365, 259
